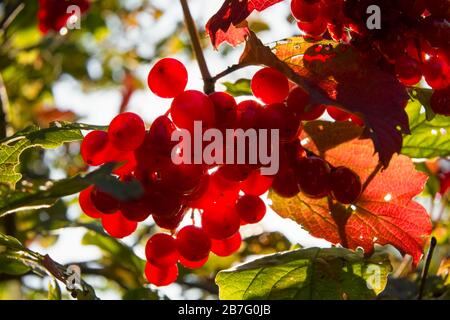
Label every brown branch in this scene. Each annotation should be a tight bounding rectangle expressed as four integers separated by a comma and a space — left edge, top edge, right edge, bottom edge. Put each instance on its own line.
179, 0, 215, 94
361, 163, 383, 193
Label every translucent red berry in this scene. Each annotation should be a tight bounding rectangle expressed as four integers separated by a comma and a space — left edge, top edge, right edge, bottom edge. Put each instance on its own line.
297, 18, 327, 38
235, 195, 266, 224
330, 166, 362, 204
296, 156, 330, 198
90, 186, 120, 214
423, 55, 450, 89
251, 68, 290, 104
108, 112, 145, 151
286, 86, 310, 116
209, 92, 237, 130
202, 204, 241, 239
79, 186, 103, 219
211, 232, 242, 257
395, 56, 422, 86
291, 0, 321, 22
176, 225, 211, 262
81, 130, 109, 166
241, 169, 274, 196
153, 207, 186, 230
147, 58, 188, 98
101, 211, 137, 238
145, 233, 179, 267
144, 262, 178, 286
272, 166, 300, 198
170, 90, 216, 133
179, 256, 208, 269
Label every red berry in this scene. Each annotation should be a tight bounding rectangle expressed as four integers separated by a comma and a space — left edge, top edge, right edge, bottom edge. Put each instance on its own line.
79, 186, 103, 219
153, 206, 186, 230
81, 130, 109, 166
327, 106, 351, 121
272, 166, 300, 198
147, 58, 188, 98
235, 100, 263, 130
330, 166, 362, 204
38, 0, 90, 34
300, 104, 326, 121
291, 0, 321, 22
170, 90, 216, 133
202, 204, 241, 239
101, 211, 137, 238
286, 86, 311, 115
296, 156, 330, 198
160, 163, 205, 195
235, 195, 266, 224
241, 169, 274, 196
176, 226, 211, 262
209, 92, 237, 130
144, 262, 178, 286
90, 186, 120, 214
147, 185, 182, 218
179, 256, 208, 269
251, 68, 290, 104
430, 87, 450, 116
108, 112, 145, 151
350, 114, 365, 126
257, 103, 301, 142
423, 55, 450, 89
297, 17, 327, 38
211, 232, 242, 257
145, 233, 179, 267
395, 56, 422, 86
120, 197, 152, 222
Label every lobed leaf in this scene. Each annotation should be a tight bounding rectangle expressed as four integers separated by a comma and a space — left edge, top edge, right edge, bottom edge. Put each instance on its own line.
270, 121, 432, 265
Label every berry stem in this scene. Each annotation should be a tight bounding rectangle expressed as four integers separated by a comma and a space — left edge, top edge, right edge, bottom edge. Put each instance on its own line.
179, 0, 215, 94
211, 63, 247, 82
361, 163, 383, 193
418, 237, 437, 300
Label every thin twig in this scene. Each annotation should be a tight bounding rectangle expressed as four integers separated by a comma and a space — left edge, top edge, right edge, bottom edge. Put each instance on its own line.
418, 237, 437, 300
179, 0, 214, 94
211, 64, 248, 83
361, 163, 383, 193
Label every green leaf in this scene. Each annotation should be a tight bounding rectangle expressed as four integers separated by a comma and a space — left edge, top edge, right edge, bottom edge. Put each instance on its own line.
48, 279, 62, 300
0, 254, 31, 275
0, 122, 105, 189
216, 247, 392, 300
402, 99, 450, 159
0, 233, 24, 251
82, 230, 145, 276
0, 162, 136, 217
223, 79, 252, 97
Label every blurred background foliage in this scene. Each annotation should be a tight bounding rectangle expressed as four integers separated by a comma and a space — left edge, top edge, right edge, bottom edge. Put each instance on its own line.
0, 0, 448, 300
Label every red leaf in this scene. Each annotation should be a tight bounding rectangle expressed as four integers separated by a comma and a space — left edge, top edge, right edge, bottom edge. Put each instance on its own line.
273, 38, 410, 166
270, 121, 432, 265
206, 0, 284, 48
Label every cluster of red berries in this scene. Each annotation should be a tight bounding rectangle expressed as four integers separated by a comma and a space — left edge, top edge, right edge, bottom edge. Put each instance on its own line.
290, 0, 449, 116
78, 57, 365, 286
38, 0, 90, 34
